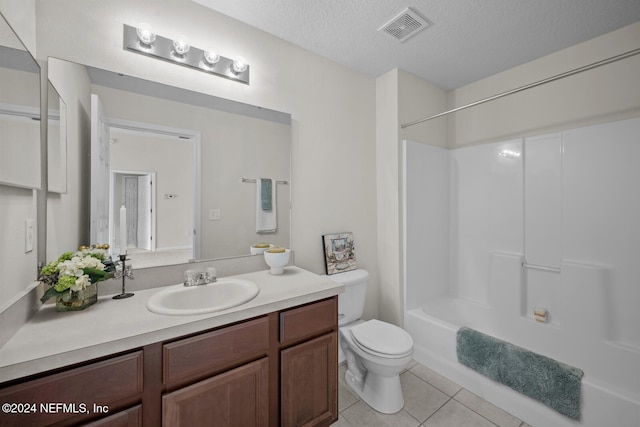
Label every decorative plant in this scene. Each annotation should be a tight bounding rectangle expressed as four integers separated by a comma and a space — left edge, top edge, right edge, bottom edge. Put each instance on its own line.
39, 245, 116, 304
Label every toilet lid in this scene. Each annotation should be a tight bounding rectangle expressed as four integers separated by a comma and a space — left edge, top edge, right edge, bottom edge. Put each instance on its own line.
349, 319, 413, 356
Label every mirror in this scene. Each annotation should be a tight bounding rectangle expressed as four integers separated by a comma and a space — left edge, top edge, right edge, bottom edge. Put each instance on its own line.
47, 58, 291, 269
47, 81, 67, 193
0, 14, 41, 189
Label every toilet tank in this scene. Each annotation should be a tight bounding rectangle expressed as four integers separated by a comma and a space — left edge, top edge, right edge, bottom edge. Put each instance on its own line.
326, 269, 369, 326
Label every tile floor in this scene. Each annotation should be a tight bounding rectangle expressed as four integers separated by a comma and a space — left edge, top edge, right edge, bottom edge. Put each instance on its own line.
332, 360, 533, 427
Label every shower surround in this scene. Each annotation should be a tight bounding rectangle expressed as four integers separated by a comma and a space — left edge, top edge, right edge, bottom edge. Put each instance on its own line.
402, 117, 640, 427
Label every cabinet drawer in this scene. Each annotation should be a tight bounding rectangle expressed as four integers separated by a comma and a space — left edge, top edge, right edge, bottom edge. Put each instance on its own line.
280, 297, 337, 346
84, 404, 142, 427
0, 351, 143, 427
163, 316, 270, 387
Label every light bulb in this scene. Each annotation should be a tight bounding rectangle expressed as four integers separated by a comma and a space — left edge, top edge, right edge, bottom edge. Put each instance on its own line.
173, 36, 190, 56
203, 49, 220, 65
231, 57, 248, 74
136, 23, 156, 46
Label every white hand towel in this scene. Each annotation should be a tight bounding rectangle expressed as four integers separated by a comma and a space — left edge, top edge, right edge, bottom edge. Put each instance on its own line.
256, 179, 277, 233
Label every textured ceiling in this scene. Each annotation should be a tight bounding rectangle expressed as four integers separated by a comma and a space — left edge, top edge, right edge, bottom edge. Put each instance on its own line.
193, 0, 640, 90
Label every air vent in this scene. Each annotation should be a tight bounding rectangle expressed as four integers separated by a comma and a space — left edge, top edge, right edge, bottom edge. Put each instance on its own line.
378, 7, 432, 43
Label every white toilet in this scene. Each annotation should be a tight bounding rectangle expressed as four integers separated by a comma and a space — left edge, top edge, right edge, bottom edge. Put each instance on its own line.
327, 269, 414, 414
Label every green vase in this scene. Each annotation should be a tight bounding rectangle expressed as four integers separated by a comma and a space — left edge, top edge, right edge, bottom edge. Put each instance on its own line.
55, 283, 98, 311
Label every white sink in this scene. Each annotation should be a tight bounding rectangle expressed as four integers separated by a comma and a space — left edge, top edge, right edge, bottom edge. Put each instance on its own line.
146, 278, 259, 315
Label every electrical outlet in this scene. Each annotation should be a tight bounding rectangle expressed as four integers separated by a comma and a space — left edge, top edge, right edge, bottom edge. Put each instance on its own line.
25, 219, 34, 253
209, 209, 221, 221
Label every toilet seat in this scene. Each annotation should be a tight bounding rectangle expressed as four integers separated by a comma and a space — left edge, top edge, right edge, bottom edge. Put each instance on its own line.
349, 319, 413, 358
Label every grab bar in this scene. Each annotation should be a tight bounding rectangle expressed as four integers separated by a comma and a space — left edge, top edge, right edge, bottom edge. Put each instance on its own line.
522, 262, 561, 273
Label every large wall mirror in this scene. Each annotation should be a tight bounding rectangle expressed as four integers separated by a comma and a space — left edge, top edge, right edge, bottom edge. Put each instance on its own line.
0, 14, 41, 189
47, 58, 291, 269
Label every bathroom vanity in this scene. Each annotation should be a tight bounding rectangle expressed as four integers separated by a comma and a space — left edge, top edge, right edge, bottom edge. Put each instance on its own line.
0, 267, 342, 427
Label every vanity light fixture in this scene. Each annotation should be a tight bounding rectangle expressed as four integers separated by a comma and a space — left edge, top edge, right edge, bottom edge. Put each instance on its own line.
231, 57, 248, 74
203, 48, 220, 66
136, 23, 156, 46
123, 24, 250, 84
172, 35, 191, 56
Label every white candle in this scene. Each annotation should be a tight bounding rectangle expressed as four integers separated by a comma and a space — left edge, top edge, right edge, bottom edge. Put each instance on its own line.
120, 205, 127, 255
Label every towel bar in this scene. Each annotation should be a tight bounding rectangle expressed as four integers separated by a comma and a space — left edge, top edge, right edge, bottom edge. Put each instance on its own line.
242, 177, 288, 184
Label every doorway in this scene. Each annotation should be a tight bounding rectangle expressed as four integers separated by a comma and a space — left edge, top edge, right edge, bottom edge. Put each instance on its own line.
91, 93, 201, 266
111, 170, 155, 252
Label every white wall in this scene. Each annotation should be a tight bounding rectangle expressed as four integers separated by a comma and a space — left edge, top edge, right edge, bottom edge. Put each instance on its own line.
46, 59, 92, 259
0, 0, 36, 54
0, 187, 37, 308
449, 22, 640, 147
376, 69, 449, 325
33, 0, 378, 319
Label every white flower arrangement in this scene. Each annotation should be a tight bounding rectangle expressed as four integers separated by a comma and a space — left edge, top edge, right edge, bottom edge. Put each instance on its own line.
39, 245, 116, 304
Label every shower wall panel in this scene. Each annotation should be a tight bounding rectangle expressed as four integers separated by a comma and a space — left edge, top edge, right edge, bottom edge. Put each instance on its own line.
562, 117, 640, 349
402, 141, 450, 310
450, 140, 523, 304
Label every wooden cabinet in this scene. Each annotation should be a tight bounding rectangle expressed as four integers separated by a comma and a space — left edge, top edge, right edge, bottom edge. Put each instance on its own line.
160, 317, 271, 426
162, 316, 270, 390
280, 298, 339, 427
83, 405, 142, 427
0, 352, 143, 427
280, 297, 337, 347
281, 334, 337, 427
163, 358, 269, 427
0, 296, 338, 427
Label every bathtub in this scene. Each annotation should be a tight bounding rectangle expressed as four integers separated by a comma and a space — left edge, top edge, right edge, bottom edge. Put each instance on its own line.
401, 124, 640, 427
406, 296, 640, 427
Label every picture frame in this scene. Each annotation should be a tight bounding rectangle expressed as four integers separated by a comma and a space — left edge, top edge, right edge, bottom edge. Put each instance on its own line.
322, 232, 356, 275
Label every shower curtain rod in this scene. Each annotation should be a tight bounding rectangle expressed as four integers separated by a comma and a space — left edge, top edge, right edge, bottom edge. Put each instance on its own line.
401, 47, 640, 129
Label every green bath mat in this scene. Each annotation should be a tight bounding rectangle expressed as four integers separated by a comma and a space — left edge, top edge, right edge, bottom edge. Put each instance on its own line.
456, 327, 583, 419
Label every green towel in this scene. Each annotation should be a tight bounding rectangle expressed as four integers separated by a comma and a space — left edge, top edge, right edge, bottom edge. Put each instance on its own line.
456, 327, 584, 419
261, 179, 272, 211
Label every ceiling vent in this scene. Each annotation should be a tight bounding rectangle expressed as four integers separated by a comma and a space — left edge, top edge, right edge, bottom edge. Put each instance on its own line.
378, 7, 432, 43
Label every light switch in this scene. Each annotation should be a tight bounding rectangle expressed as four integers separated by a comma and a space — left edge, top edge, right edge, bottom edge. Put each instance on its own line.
209, 209, 221, 221
25, 219, 34, 253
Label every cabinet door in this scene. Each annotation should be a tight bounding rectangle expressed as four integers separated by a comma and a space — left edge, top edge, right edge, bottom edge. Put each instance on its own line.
162, 358, 269, 427
281, 333, 337, 427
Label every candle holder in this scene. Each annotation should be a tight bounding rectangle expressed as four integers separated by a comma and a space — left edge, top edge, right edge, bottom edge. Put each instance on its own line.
113, 254, 135, 299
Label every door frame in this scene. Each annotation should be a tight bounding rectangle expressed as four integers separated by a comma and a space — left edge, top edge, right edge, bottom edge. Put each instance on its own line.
106, 118, 202, 260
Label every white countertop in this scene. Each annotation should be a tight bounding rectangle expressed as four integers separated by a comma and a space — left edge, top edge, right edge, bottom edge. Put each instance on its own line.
0, 266, 343, 383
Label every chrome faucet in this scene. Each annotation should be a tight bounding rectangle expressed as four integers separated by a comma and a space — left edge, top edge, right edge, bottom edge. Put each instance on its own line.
184, 267, 217, 287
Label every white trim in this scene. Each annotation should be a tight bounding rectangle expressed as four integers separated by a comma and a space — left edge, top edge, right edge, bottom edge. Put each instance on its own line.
0, 102, 40, 119
0, 281, 39, 314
